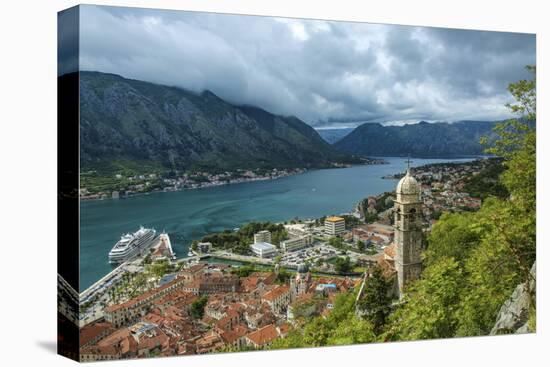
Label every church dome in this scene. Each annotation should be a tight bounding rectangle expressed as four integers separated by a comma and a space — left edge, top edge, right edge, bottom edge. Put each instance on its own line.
396, 170, 420, 195
396, 170, 421, 204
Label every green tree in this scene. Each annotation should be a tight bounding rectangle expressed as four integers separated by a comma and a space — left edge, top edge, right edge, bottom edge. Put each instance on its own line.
356, 240, 365, 252
455, 199, 533, 336
384, 257, 464, 341
147, 260, 169, 278
462, 160, 508, 200
328, 236, 343, 249
357, 266, 393, 334
479, 65, 536, 307
482, 65, 536, 214
326, 316, 376, 345
423, 211, 482, 267
276, 268, 291, 284
333, 256, 352, 274
429, 210, 442, 220
271, 290, 377, 349
231, 264, 256, 278
366, 213, 379, 223
189, 296, 208, 319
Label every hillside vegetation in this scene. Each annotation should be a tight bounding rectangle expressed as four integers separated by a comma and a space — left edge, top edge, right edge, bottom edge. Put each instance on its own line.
270, 66, 536, 347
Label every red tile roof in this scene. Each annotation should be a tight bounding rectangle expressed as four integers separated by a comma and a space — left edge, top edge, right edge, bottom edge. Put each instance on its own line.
262, 285, 290, 302
105, 275, 188, 313
79, 322, 113, 347
384, 243, 397, 259
246, 324, 279, 346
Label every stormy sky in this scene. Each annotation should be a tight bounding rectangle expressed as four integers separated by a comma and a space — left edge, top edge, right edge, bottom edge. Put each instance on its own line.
73, 5, 535, 127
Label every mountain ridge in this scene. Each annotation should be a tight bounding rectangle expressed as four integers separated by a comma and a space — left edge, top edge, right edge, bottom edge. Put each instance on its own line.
333, 120, 504, 157
76, 71, 358, 174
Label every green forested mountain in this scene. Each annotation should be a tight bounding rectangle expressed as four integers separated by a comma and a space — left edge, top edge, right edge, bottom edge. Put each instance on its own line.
334, 120, 500, 157
77, 71, 356, 174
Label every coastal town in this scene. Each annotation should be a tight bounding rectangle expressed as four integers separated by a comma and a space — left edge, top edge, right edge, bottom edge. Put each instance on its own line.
75, 158, 498, 361
80, 167, 308, 201
368, 158, 498, 226
79, 158, 387, 201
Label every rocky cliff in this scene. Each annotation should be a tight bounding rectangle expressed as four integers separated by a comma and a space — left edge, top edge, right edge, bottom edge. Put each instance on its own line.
490, 262, 536, 335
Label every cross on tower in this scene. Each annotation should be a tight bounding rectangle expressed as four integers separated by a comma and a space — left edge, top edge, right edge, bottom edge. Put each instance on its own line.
405, 155, 413, 172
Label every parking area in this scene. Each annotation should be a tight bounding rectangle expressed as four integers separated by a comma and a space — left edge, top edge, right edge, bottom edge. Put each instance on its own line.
280, 242, 341, 267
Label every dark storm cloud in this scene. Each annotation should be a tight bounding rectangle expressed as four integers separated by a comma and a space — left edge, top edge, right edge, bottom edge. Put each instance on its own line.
78, 5, 536, 126
58, 6, 80, 76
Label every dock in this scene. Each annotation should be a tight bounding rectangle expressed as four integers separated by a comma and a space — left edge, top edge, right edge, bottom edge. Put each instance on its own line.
79, 233, 177, 326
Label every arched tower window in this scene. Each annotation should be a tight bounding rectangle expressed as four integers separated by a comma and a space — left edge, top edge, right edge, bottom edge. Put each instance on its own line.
409, 208, 416, 221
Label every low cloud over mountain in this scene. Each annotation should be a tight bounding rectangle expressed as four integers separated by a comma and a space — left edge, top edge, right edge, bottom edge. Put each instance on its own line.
68, 5, 535, 127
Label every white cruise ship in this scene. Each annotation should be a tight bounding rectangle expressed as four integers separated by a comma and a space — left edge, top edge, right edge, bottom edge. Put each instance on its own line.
108, 227, 157, 264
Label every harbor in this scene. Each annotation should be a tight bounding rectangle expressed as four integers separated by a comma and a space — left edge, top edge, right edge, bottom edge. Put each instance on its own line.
79, 232, 176, 326
78, 156, 482, 327
79, 157, 476, 291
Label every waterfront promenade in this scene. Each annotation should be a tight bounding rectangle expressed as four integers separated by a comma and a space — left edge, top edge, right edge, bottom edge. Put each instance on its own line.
79, 234, 176, 326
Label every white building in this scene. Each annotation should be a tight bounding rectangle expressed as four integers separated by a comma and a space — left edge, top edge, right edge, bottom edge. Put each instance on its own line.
280, 234, 313, 252
324, 216, 346, 236
261, 285, 291, 315
284, 223, 310, 237
253, 230, 272, 244
250, 242, 278, 258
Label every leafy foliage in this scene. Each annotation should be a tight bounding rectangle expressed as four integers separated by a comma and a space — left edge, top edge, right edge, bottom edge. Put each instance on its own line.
200, 221, 287, 255
384, 258, 464, 340
270, 291, 376, 349
189, 296, 208, 319
328, 236, 344, 249
462, 159, 509, 200
231, 264, 258, 278
341, 215, 362, 228
276, 268, 292, 284
423, 211, 482, 266
333, 256, 352, 274
357, 266, 393, 334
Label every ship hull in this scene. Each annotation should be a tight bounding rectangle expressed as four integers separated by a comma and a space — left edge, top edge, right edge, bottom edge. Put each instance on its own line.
108, 228, 157, 264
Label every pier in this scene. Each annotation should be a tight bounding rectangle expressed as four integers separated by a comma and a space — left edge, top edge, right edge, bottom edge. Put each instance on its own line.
79, 233, 177, 327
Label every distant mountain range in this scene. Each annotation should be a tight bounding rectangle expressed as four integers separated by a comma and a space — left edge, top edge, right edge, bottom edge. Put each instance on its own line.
74, 71, 530, 172
76, 71, 357, 174
316, 128, 354, 144
333, 121, 503, 157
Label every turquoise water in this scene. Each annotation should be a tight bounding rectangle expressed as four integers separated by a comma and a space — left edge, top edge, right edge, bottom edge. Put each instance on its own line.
79, 157, 474, 291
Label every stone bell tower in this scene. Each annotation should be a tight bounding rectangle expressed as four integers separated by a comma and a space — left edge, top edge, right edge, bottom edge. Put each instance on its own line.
394, 162, 424, 296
